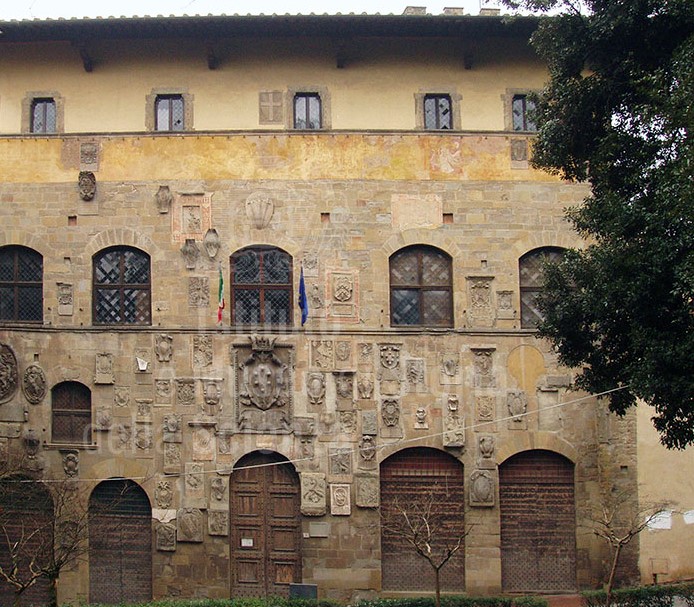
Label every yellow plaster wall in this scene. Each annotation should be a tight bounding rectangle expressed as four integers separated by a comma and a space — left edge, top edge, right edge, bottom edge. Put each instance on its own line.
0, 36, 545, 134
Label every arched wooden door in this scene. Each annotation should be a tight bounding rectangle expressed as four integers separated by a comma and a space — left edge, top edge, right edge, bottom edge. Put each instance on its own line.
89, 479, 152, 604
0, 477, 53, 607
230, 451, 301, 597
500, 450, 577, 592
380, 447, 465, 592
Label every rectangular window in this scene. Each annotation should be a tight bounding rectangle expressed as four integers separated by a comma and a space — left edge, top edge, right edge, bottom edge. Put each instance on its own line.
31, 98, 57, 134
293, 93, 321, 130
155, 95, 185, 131
424, 95, 452, 130
512, 94, 537, 132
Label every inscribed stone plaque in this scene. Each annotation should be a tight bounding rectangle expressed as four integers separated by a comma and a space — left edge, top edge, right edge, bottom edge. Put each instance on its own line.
330, 484, 351, 516
355, 475, 379, 508
391, 193, 441, 230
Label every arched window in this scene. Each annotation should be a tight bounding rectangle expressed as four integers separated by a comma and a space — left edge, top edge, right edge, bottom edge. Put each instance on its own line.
0, 245, 43, 322
93, 247, 151, 325
52, 381, 92, 444
390, 245, 453, 327
519, 247, 565, 328
231, 246, 293, 325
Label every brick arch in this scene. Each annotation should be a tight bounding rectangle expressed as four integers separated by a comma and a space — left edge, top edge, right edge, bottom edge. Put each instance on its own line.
379, 446, 465, 592
510, 232, 584, 260
497, 432, 578, 466
240, 238, 302, 259
0, 233, 49, 257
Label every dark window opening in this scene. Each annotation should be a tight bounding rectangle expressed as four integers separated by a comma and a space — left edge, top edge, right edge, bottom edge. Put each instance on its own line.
0, 246, 43, 322
390, 245, 453, 327
519, 247, 564, 328
512, 94, 537, 132
52, 381, 92, 444
93, 247, 151, 325
231, 246, 293, 325
31, 98, 57, 133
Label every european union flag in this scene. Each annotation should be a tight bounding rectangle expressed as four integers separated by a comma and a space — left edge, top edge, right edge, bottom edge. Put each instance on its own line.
298, 266, 309, 326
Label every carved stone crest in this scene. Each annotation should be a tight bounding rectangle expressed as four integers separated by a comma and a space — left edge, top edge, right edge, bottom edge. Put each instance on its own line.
355, 475, 379, 508
176, 378, 195, 406
306, 372, 326, 406
300, 473, 327, 516
469, 469, 495, 507
94, 353, 114, 384
507, 389, 528, 429
155, 334, 173, 362
180, 238, 200, 270
245, 192, 275, 229
357, 375, 374, 400
203, 228, 221, 258
21, 364, 46, 404
311, 340, 333, 369
62, 450, 79, 477
193, 335, 213, 367
381, 399, 400, 427
188, 277, 210, 307
208, 510, 229, 536
155, 185, 173, 214
329, 448, 352, 475
235, 336, 293, 433
114, 385, 130, 408
156, 480, 174, 508
156, 522, 177, 551
330, 484, 351, 516
472, 348, 495, 388
163, 414, 182, 442
177, 508, 203, 542
78, 171, 96, 201
201, 378, 223, 416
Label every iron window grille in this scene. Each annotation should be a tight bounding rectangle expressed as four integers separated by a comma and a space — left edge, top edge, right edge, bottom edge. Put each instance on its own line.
512, 94, 537, 132
519, 247, 565, 328
30, 98, 57, 134
424, 94, 452, 130
293, 93, 322, 130
52, 381, 92, 444
155, 94, 185, 131
0, 246, 43, 322
390, 245, 453, 327
231, 246, 293, 325
93, 247, 151, 325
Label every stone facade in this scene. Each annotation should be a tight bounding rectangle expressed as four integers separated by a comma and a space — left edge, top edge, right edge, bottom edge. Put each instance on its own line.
0, 12, 646, 605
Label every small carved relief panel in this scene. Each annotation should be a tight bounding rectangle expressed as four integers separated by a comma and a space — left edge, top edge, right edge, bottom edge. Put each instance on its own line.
113, 386, 130, 410
358, 435, 377, 470
358, 343, 374, 370
203, 228, 220, 259
56, 282, 74, 316
355, 474, 379, 508
357, 375, 374, 400
62, 450, 79, 477
443, 395, 465, 448
156, 521, 177, 551
172, 192, 212, 244
245, 191, 275, 229
440, 352, 461, 385
176, 378, 196, 407
177, 508, 204, 542
414, 406, 429, 429
155, 379, 172, 404
192, 426, 215, 461
95, 407, 112, 432
475, 395, 496, 425
333, 371, 354, 410
467, 276, 494, 328
134, 349, 151, 374
164, 443, 181, 474
361, 410, 378, 436
188, 277, 210, 308
329, 448, 352, 476
472, 348, 495, 388
155, 185, 173, 214
135, 425, 153, 451
180, 239, 200, 270
311, 340, 334, 370
469, 469, 495, 507
339, 410, 357, 435
208, 510, 229, 536
478, 435, 496, 469
330, 484, 351, 516
381, 398, 401, 428
184, 462, 205, 507
327, 271, 359, 323
78, 171, 96, 201
193, 335, 213, 368
136, 399, 153, 423
335, 341, 353, 368
156, 480, 174, 508
116, 423, 132, 451
406, 359, 426, 393
94, 353, 115, 385
497, 290, 515, 320
22, 364, 47, 404
302, 251, 319, 277
234, 336, 293, 434
507, 389, 528, 430
201, 378, 223, 416
301, 472, 327, 516
209, 476, 228, 506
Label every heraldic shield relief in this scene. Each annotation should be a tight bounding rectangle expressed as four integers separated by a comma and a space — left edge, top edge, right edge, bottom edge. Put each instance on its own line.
234, 335, 294, 433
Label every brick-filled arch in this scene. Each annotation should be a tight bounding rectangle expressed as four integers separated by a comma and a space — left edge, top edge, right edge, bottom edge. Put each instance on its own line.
380, 447, 465, 592
89, 479, 152, 604
500, 449, 577, 592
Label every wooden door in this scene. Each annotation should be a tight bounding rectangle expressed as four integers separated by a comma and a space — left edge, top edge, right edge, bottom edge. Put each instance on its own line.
89, 479, 152, 604
230, 452, 301, 597
500, 450, 577, 592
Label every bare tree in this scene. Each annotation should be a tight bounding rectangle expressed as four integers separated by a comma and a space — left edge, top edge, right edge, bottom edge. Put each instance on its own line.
380, 486, 471, 607
588, 487, 673, 607
0, 455, 141, 607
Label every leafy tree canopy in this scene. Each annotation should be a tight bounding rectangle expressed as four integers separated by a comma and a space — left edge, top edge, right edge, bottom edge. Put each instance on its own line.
502, 0, 694, 447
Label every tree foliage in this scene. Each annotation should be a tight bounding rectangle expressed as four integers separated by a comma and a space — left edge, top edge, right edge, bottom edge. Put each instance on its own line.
503, 0, 694, 447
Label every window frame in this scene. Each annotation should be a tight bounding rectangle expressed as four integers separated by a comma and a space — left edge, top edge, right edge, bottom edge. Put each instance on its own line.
30, 98, 57, 134
503, 89, 539, 133
154, 94, 185, 132
0, 245, 43, 323
415, 90, 461, 131
230, 245, 293, 326
51, 381, 92, 445
93, 246, 152, 326
21, 91, 64, 134
389, 245, 454, 328
519, 246, 565, 329
423, 94, 453, 130
145, 89, 193, 132
512, 94, 537, 132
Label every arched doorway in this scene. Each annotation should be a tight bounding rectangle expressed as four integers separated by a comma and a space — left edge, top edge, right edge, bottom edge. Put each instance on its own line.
0, 476, 53, 607
89, 479, 152, 604
230, 451, 301, 597
499, 449, 577, 592
380, 447, 465, 592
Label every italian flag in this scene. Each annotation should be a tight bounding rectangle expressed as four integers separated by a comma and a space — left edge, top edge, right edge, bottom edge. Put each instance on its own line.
217, 265, 225, 324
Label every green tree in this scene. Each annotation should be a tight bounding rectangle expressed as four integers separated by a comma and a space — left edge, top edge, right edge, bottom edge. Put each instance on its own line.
502, 0, 694, 448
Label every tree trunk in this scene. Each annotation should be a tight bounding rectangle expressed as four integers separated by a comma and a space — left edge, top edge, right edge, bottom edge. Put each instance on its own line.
434, 566, 441, 607
47, 574, 58, 607
605, 543, 622, 607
